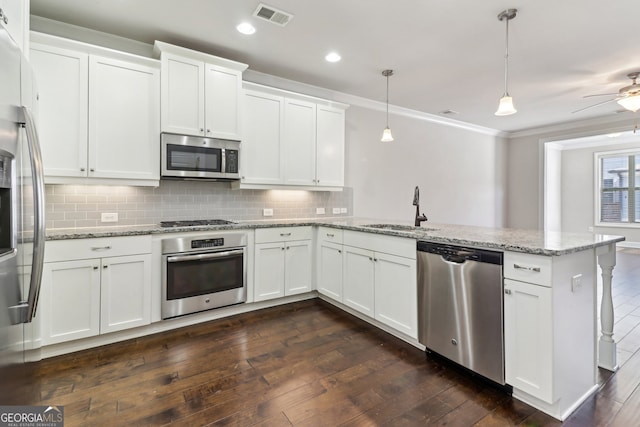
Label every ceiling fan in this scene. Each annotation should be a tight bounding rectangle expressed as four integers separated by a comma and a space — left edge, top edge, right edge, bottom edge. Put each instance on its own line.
573, 72, 640, 114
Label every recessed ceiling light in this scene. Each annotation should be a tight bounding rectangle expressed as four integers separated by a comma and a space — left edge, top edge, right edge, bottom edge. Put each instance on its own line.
325, 52, 341, 63
236, 22, 256, 35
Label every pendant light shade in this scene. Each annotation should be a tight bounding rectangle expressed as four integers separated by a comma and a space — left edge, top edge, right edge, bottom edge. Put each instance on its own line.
381, 69, 394, 142
495, 9, 517, 116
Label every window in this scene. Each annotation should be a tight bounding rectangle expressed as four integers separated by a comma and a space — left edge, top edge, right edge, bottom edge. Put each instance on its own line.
596, 150, 640, 225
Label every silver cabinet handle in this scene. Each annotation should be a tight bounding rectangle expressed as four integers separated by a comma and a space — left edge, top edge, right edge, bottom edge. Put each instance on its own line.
80, 167, 86, 172
513, 264, 541, 272
90, 168, 95, 172
505, 289, 512, 295
93, 266, 99, 270
280, 232, 292, 237
103, 265, 108, 269
326, 233, 334, 237
91, 246, 112, 251
338, 250, 342, 254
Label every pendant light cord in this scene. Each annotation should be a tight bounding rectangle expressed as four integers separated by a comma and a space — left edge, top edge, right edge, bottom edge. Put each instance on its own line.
386, 74, 390, 126
503, 16, 510, 96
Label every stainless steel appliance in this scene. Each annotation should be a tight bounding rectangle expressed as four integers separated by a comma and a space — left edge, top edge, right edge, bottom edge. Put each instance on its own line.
0, 24, 46, 370
161, 133, 240, 181
161, 233, 247, 319
417, 241, 505, 384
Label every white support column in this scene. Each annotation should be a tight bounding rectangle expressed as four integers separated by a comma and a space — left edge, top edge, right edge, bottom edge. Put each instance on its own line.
596, 243, 617, 371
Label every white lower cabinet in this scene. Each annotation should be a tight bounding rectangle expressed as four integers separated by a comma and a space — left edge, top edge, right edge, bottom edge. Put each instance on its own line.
40, 259, 101, 345
504, 278, 553, 402
254, 227, 313, 302
39, 236, 152, 346
317, 241, 343, 300
340, 231, 418, 339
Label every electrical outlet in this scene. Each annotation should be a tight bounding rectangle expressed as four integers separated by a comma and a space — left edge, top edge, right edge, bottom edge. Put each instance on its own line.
101, 213, 118, 223
263, 208, 274, 217
588, 226, 594, 232
340, 208, 347, 214
571, 274, 582, 292
316, 207, 325, 215
332, 207, 341, 214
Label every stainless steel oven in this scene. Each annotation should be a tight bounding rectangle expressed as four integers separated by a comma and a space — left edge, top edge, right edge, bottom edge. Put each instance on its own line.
161, 233, 247, 319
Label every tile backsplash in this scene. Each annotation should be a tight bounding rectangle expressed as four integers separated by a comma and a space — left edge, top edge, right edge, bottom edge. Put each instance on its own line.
45, 181, 353, 229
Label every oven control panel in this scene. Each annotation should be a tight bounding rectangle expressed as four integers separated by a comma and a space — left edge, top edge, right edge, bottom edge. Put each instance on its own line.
192, 238, 224, 249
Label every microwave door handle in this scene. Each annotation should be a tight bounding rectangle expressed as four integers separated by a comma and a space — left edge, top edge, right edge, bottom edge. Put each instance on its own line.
167, 249, 244, 263
221, 148, 226, 174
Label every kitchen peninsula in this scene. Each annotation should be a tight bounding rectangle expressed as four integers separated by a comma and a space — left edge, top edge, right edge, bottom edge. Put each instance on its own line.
42, 218, 623, 420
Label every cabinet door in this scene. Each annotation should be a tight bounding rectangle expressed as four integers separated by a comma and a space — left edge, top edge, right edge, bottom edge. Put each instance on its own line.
204, 63, 242, 140
88, 56, 160, 180
40, 260, 100, 345
30, 44, 88, 177
100, 254, 151, 334
504, 278, 553, 403
374, 252, 417, 338
161, 53, 204, 136
241, 90, 285, 184
318, 241, 343, 301
254, 242, 285, 301
283, 98, 316, 186
316, 106, 345, 187
342, 246, 375, 317
284, 240, 312, 296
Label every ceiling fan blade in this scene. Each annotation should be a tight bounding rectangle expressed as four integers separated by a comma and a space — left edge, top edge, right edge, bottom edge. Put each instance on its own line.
572, 97, 617, 113
583, 93, 619, 98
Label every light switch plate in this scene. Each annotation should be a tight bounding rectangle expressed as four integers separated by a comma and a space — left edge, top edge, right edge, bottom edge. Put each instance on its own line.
571, 274, 582, 292
332, 208, 341, 214
263, 208, 274, 217
340, 208, 347, 214
316, 207, 325, 215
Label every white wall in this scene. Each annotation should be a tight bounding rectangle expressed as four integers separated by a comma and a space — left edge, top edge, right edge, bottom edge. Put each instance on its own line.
507, 115, 640, 244
345, 106, 507, 226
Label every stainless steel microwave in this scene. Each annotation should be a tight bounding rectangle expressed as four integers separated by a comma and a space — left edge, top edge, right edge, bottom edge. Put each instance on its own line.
161, 133, 240, 180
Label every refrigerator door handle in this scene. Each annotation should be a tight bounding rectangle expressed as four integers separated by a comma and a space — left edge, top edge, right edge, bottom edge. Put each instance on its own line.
20, 106, 46, 323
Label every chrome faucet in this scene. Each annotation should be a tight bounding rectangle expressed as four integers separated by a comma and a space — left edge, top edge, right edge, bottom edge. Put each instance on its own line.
413, 186, 428, 226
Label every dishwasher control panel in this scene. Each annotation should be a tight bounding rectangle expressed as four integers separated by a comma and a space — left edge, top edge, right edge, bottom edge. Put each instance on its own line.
417, 241, 503, 265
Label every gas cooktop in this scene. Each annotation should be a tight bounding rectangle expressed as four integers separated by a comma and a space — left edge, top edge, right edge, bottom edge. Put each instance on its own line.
159, 219, 236, 228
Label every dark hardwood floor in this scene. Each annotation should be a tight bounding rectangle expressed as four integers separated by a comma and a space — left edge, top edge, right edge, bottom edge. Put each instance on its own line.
0, 298, 636, 427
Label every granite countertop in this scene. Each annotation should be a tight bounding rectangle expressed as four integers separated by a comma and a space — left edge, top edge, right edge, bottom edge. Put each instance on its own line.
44, 217, 625, 256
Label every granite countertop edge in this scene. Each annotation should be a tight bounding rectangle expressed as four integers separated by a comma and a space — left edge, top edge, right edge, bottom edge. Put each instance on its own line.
44, 218, 625, 256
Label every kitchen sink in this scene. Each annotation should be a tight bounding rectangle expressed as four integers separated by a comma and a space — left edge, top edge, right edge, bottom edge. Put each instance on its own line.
363, 223, 438, 232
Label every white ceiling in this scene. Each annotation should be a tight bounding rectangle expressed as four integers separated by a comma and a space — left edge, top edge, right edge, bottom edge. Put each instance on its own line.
30, 0, 640, 133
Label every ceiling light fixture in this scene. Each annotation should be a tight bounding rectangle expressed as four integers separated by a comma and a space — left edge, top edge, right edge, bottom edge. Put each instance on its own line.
325, 52, 341, 63
495, 8, 518, 116
236, 22, 256, 35
381, 69, 394, 142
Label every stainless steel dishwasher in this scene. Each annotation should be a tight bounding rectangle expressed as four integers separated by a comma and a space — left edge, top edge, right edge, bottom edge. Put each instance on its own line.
417, 241, 505, 384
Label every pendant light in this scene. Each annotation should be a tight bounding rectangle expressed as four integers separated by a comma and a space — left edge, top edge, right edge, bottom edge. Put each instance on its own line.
381, 69, 394, 142
495, 9, 518, 116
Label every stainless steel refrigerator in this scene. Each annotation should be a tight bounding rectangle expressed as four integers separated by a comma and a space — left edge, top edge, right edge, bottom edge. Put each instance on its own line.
0, 21, 46, 379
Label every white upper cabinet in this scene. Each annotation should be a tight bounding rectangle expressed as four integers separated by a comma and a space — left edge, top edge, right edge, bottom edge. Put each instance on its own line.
316, 105, 345, 187
239, 82, 348, 190
30, 33, 161, 185
154, 41, 247, 140
283, 98, 317, 186
88, 55, 160, 180
0, 0, 29, 53
160, 54, 205, 137
30, 43, 88, 178
241, 89, 284, 184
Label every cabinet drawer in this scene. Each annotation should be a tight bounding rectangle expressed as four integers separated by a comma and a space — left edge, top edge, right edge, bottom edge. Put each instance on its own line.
318, 227, 343, 244
504, 252, 552, 287
343, 230, 415, 259
255, 226, 313, 243
45, 235, 152, 262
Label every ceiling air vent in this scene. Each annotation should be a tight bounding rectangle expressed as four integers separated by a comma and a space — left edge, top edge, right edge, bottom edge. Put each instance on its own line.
253, 3, 294, 26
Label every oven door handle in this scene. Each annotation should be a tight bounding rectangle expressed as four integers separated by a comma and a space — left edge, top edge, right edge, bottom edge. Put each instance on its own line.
167, 249, 244, 263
